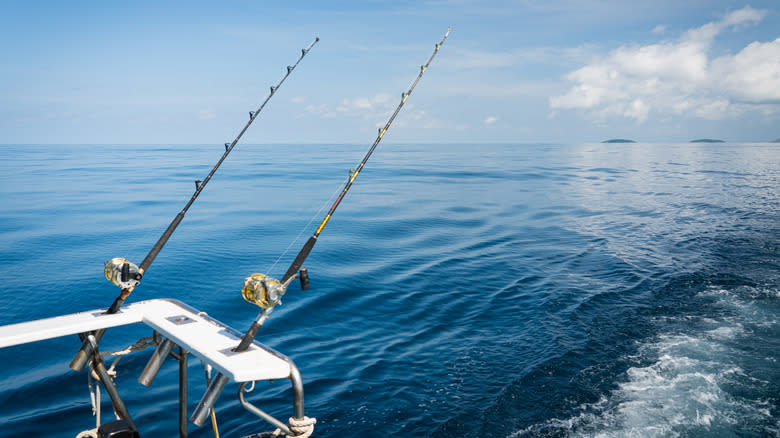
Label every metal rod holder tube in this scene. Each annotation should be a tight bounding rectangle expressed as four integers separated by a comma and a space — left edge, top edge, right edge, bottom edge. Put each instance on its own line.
190, 372, 229, 426
238, 382, 293, 435
138, 337, 175, 386
70, 329, 105, 372
178, 347, 189, 438
70, 339, 91, 371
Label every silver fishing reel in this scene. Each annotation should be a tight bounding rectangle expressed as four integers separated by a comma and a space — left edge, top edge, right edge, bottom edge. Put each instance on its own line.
242, 268, 311, 309
242, 273, 285, 309
104, 257, 141, 289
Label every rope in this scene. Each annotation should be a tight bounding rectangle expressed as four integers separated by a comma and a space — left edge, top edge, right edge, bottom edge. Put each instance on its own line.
87, 370, 101, 426
272, 417, 316, 437
101, 336, 155, 358
75, 428, 98, 438
87, 336, 155, 380
83, 335, 156, 432
87, 362, 121, 422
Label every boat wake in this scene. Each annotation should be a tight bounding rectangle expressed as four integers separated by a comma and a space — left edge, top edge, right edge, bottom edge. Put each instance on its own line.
510, 285, 780, 437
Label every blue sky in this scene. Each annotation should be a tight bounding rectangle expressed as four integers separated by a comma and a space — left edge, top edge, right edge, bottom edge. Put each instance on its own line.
1, 0, 778, 144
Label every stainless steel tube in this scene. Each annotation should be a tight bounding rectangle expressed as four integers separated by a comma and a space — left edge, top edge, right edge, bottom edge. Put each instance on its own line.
190, 372, 229, 426
138, 337, 175, 386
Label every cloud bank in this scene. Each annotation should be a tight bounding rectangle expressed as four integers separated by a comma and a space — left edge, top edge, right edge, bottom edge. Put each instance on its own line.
549, 6, 779, 123
304, 93, 394, 120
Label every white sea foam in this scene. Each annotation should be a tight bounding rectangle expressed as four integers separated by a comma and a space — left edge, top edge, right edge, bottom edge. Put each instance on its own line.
509, 286, 780, 438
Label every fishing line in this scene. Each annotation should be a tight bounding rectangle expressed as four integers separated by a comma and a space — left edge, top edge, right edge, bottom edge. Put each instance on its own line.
264, 176, 345, 274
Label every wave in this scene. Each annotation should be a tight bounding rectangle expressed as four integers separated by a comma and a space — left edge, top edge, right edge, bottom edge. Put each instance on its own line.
509, 286, 780, 438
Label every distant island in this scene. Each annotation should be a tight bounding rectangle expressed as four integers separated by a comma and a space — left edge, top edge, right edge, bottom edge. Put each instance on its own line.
772, 138, 780, 143
690, 139, 725, 143
602, 139, 636, 143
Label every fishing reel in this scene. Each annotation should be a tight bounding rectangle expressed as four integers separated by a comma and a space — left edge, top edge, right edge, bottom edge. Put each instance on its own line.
242, 269, 309, 309
242, 274, 284, 309
104, 257, 141, 289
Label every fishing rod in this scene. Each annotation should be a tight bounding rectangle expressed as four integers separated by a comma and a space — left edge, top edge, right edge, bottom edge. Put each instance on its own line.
70, 37, 320, 374
191, 27, 452, 427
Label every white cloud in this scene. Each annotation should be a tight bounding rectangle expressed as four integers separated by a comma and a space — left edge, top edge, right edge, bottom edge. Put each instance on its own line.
549, 6, 778, 123
484, 116, 498, 125
652, 25, 667, 35
711, 38, 780, 103
304, 103, 336, 118
721, 5, 766, 28
290, 96, 306, 104
336, 93, 394, 116
305, 93, 397, 120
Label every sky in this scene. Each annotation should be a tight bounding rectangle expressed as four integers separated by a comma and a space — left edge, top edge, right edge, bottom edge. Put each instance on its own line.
1, 0, 778, 144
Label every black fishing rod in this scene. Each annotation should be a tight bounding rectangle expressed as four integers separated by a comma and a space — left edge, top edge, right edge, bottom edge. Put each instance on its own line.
191, 27, 451, 427
70, 37, 320, 373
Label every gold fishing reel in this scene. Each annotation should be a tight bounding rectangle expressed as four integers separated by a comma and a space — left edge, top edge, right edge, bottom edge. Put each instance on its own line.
104, 257, 141, 289
242, 273, 285, 309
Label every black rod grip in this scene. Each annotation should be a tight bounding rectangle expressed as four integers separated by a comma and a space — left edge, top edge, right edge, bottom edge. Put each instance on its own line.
234, 319, 263, 353
139, 212, 185, 274
106, 296, 126, 315
282, 236, 317, 284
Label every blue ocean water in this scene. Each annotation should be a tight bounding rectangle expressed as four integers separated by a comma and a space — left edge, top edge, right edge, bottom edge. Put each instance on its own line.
0, 142, 778, 437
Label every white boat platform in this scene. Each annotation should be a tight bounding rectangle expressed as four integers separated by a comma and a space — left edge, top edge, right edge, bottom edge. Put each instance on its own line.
0, 298, 291, 382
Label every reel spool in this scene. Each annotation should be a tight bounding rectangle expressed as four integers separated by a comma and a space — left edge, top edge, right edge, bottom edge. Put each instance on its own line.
242, 273, 284, 309
104, 257, 141, 289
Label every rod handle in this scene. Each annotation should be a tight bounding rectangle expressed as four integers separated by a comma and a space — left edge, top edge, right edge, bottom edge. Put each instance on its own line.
234, 319, 263, 352
282, 236, 318, 284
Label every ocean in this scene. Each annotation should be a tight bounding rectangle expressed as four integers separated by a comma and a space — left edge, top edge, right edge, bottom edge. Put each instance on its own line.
0, 142, 778, 437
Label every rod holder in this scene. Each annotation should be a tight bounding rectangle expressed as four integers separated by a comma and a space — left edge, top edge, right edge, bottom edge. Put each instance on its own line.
138, 337, 175, 386
191, 372, 229, 426
70, 333, 98, 372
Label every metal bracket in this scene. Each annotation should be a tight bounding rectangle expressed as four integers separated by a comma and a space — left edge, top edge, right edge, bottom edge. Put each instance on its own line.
238, 382, 293, 435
